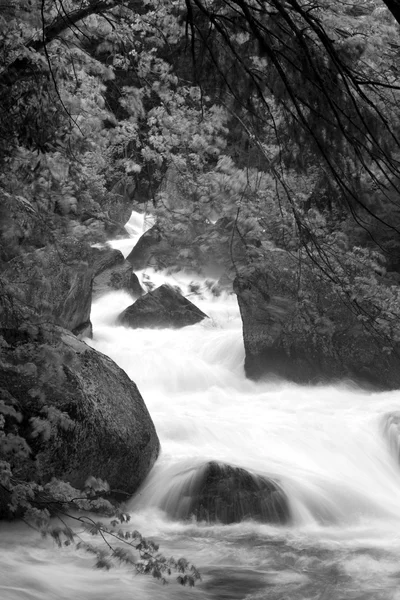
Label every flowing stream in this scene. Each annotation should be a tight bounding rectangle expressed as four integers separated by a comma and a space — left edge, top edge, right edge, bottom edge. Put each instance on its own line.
2, 213, 400, 599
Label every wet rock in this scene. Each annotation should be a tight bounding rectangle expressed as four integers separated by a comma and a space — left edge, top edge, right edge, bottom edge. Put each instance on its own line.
2, 242, 92, 334
92, 261, 145, 300
91, 246, 124, 277
90, 246, 131, 301
130, 272, 145, 297
126, 226, 163, 269
73, 320, 93, 340
234, 255, 400, 389
159, 461, 290, 524
233, 258, 297, 382
118, 284, 208, 329
0, 324, 160, 510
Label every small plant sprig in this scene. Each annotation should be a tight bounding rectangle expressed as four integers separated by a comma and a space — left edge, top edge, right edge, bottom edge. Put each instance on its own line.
22, 477, 201, 587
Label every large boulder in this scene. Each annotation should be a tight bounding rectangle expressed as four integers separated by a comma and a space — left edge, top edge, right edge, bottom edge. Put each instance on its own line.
1, 242, 93, 335
118, 284, 208, 329
234, 254, 400, 389
158, 461, 290, 524
0, 324, 160, 508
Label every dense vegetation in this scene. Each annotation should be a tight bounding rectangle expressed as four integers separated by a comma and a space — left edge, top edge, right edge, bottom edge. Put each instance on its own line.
2, 0, 400, 584
3, 1, 400, 322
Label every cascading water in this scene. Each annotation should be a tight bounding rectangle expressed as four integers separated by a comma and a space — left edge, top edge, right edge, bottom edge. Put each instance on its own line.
2, 211, 400, 600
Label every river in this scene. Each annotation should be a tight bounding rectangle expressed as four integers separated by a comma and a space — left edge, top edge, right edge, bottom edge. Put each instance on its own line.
2, 213, 400, 599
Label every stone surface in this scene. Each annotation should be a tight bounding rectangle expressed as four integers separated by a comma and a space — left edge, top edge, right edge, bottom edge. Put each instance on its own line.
92, 261, 145, 300
130, 272, 145, 297
159, 461, 290, 524
234, 254, 400, 389
0, 324, 160, 505
91, 246, 124, 277
2, 243, 92, 334
118, 284, 208, 329
126, 226, 163, 269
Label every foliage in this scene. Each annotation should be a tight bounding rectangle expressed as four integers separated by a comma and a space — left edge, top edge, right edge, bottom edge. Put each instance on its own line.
2, 0, 400, 276
2, 0, 400, 589
0, 388, 200, 586
0, 319, 200, 586
1, 6, 400, 355
73, 514, 201, 586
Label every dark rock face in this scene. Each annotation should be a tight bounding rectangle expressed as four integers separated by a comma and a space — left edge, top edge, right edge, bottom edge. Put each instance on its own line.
72, 320, 93, 340
233, 257, 297, 382
92, 260, 145, 300
91, 246, 124, 277
118, 284, 208, 329
130, 272, 145, 297
2, 243, 92, 334
0, 325, 160, 502
91, 246, 131, 302
126, 226, 163, 269
159, 461, 290, 524
234, 257, 400, 389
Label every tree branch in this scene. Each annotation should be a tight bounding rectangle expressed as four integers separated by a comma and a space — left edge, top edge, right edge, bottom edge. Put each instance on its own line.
0, 0, 144, 87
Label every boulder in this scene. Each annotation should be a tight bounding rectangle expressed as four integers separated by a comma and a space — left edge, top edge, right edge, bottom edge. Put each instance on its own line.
91, 246, 124, 277
92, 261, 145, 300
118, 284, 208, 329
159, 461, 290, 524
91, 246, 128, 301
124, 216, 242, 275
234, 255, 400, 389
233, 255, 297, 382
2, 242, 92, 335
0, 324, 160, 508
126, 226, 163, 269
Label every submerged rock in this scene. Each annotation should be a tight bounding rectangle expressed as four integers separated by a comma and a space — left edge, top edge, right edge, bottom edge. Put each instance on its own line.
158, 461, 290, 524
118, 284, 208, 329
0, 324, 160, 509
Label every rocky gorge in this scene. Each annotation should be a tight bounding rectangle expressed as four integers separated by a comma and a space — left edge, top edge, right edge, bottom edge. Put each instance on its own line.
3, 0, 400, 596
3, 206, 400, 598
2, 198, 400, 523
0, 200, 161, 516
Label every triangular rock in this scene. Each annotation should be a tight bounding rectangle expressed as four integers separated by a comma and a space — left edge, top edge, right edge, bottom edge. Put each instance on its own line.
118, 284, 208, 329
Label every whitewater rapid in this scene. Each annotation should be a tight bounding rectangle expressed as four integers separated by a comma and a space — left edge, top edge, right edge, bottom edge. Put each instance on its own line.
2, 211, 400, 599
